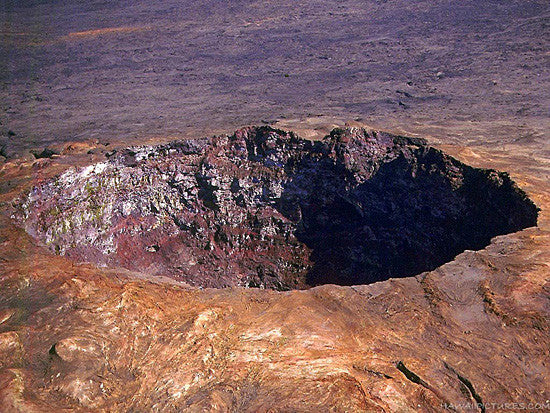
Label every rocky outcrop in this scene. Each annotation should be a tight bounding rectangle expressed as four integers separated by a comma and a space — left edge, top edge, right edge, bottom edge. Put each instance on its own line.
13, 127, 538, 289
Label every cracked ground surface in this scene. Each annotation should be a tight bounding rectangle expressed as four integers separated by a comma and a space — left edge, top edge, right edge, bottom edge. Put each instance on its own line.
0, 0, 549, 411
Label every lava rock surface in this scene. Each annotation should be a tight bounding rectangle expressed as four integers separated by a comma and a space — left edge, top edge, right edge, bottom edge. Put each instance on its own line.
13, 127, 538, 289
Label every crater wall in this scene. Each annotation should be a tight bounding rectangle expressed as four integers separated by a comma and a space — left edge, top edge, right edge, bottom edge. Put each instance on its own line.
13, 127, 539, 289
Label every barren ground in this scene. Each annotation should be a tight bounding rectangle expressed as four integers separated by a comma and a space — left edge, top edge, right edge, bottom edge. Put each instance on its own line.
0, 1, 549, 411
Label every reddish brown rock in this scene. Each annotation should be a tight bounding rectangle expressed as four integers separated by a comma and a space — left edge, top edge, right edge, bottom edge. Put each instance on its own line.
11, 127, 537, 291
0, 125, 548, 411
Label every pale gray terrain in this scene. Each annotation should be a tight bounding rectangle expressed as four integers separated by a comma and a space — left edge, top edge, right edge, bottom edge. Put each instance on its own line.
0, 0, 548, 155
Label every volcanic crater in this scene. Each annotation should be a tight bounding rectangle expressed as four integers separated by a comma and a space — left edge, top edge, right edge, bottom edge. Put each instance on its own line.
13, 126, 538, 290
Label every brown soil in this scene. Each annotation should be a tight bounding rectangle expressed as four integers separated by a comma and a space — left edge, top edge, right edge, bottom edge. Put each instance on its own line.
0, 1, 549, 411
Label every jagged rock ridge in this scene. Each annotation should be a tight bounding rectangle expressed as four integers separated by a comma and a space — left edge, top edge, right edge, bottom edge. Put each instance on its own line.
13, 127, 538, 289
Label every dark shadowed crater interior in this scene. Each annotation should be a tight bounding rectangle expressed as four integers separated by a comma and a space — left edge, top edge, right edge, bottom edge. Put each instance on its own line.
14, 127, 538, 290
